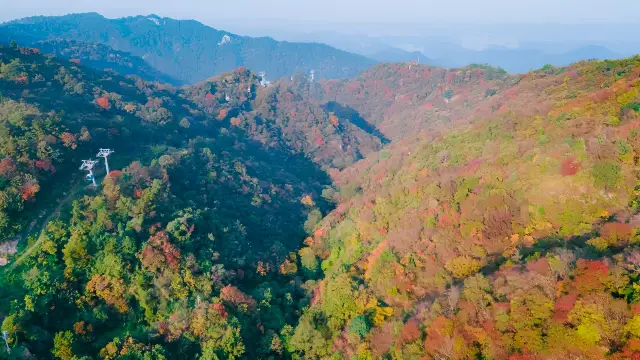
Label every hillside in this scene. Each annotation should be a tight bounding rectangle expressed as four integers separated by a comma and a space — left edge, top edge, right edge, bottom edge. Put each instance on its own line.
0, 42, 389, 359
0, 28, 182, 85
4, 35, 640, 359
1, 13, 376, 84
182, 71, 383, 170
287, 56, 640, 358
30, 38, 182, 85
307, 63, 514, 141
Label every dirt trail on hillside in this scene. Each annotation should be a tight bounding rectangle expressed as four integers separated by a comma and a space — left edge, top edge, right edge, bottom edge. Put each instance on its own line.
4, 183, 81, 268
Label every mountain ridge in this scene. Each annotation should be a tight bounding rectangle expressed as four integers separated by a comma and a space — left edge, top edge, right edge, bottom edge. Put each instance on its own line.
1, 12, 377, 84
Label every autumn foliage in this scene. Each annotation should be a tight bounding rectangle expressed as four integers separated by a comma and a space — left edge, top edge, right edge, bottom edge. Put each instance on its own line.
560, 156, 581, 176
96, 95, 110, 109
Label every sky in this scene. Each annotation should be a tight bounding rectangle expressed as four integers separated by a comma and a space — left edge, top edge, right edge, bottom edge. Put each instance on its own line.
1, 0, 639, 25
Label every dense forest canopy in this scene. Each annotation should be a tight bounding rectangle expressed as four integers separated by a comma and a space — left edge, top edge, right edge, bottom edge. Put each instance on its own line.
0, 41, 342, 359
1, 26, 640, 360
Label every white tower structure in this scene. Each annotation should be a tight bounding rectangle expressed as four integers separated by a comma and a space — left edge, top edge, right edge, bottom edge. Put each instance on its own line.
2, 331, 9, 354
96, 148, 114, 175
259, 71, 267, 88
225, 93, 230, 102
309, 70, 315, 82
80, 159, 99, 187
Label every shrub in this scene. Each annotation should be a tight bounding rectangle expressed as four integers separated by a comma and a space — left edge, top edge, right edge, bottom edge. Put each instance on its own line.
592, 161, 621, 188
560, 157, 581, 176
445, 255, 482, 279
348, 315, 370, 338
443, 89, 454, 100
623, 103, 640, 112
299, 247, 319, 277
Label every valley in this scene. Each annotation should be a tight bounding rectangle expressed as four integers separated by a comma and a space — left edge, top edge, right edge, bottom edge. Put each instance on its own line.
1, 11, 640, 360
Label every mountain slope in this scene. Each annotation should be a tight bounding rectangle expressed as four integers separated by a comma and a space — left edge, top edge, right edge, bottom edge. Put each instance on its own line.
1, 13, 377, 84
0, 42, 349, 359
0, 42, 344, 249
286, 56, 640, 359
32, 38, 183, 85
5, 35, 640, 359
308, 62, 514, 141
0, 28, 183, 85
182, 71, 383, 170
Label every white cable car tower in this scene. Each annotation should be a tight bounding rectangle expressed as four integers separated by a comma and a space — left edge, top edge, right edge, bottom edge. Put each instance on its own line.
259, 71, 268, 88
96, 148, 114, 175
80, 159, 99, 187
2, 331, 9, 354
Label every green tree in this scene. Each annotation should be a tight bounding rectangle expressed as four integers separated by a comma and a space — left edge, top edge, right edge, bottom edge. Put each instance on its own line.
348, 315, 370, 338
52, 331, 76, 360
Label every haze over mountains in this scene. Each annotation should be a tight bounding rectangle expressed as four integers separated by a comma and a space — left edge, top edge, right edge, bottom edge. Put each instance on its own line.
0, 13, 376, 84
2, 13, 637, 83
221, 22, 639, 73
3, 8, 640, 360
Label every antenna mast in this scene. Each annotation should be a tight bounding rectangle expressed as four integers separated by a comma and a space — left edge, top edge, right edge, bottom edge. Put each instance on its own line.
96, 149, 115, 175
80, 159, 99, 187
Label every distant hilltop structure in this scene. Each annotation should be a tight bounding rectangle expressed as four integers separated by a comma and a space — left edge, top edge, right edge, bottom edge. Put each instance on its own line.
259, 71, 270, 88
218, 34, 232, 46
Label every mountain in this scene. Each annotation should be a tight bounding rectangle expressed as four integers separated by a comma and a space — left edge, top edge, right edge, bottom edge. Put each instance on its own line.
368, 48, 430, 64
387, 37, 627, 73
182, 72, 384, 170
0, 35, 183, 85
0, 42, 380, 246
286, 56, 640, 359
0, 41, 370, 358
4, 35, 640, 359
307, 62, 513, 141
239, 27, 631, 74
433, 44, 625, 73
0, 13, 377, 84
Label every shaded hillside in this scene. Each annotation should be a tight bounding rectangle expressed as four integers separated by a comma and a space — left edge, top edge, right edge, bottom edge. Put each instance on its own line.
0, 43, 341, 254
182, 71, 383, 170
0, 42, 349, 359
284, 56, 640, 359
31, 38, 182, 85
1, 13, 376, 84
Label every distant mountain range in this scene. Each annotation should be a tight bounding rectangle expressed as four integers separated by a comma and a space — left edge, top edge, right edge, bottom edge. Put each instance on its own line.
1, 13, 632, 85
0, 13, 376, 84
226, 26, 633, 73
388, 39, 625, 73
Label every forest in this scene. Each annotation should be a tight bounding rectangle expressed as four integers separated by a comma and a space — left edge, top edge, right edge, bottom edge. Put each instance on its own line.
1, 32, 640, 360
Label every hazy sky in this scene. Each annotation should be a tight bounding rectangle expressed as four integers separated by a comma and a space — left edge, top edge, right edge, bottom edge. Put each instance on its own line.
1, 0, 639, 25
